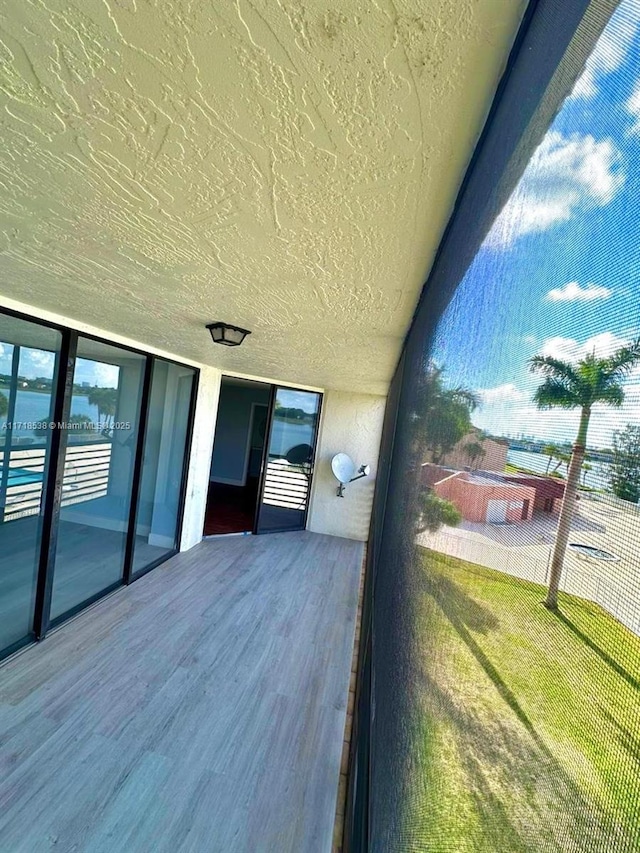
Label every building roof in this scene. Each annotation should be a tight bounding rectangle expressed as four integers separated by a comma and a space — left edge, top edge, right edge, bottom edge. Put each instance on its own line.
466, 473, 531, 488
504, 474, 566, 496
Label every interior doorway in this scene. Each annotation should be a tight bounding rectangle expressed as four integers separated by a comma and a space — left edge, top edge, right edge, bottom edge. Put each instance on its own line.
204, 377, 323, 537
204, 377, 270, 535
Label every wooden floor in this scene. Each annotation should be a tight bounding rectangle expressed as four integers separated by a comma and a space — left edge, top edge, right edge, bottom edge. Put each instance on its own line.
0, 531, 363, 853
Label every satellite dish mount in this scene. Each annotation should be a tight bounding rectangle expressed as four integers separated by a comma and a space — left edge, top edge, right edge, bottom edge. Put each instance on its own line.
331, 453, 370, 498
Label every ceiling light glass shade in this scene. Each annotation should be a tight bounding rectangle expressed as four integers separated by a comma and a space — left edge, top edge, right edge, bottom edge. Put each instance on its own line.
206, 322, 251, 347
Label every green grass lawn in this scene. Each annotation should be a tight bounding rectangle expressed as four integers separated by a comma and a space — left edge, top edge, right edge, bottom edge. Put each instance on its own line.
404, 547, 640, 852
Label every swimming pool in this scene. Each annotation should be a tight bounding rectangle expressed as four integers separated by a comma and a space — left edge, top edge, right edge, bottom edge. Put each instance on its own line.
7, 467, 43, 487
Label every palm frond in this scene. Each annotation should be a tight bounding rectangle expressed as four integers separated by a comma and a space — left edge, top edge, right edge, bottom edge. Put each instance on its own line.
595, 384, 625, 408
448, 387, 481, 410
533, 379, 580, 410
604, 338, 640, 381
528, 355, 580, 386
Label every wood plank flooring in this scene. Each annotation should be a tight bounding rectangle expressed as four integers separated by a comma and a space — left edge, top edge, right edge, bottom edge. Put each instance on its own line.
0, 531, 363, 853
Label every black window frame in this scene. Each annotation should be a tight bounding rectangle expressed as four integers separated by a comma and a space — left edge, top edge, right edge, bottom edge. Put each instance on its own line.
0, 305, 199, 661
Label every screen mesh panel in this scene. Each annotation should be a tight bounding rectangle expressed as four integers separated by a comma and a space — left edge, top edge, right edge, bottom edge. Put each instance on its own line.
350, 1, 640, 850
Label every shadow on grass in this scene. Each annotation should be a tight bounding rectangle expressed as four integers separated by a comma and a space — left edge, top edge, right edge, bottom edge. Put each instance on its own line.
410, 554, 635, 852
554, 609, 640, 693
425, 568, 543, 746
598, 704, 640, 771
412, 663, 633, 852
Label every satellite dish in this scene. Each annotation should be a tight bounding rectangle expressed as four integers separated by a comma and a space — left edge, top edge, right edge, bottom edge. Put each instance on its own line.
331, 453, 356, 485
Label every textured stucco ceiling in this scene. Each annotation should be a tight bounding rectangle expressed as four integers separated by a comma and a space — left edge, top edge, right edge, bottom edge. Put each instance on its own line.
0, 1, 526, 395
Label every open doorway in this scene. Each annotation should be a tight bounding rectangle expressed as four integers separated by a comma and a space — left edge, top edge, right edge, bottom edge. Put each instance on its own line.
204, 377, 270, 535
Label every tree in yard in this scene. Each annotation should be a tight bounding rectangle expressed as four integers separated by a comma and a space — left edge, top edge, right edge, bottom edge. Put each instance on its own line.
0, 391, 7, 419
87, 387, 117, 434
552, 449, 571, 476
68, 413, 95, 435
529, 338, 640, 610
543, 443, 558, 474
406, 363, 478, 537
419, 364, 480, 464
609, 423, 640, 503
463, 439, 486, 470
416, 491, 462, 533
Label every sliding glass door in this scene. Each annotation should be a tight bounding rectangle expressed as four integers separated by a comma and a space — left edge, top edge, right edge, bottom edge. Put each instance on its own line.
255, 387, 322, 533
130, 361, 196, 576
0, 308, 198, 661
49, 339, 145, 621
0, 314, 61, 654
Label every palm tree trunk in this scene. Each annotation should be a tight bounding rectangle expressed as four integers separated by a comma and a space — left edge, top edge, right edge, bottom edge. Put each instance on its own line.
545, 410, 590, 610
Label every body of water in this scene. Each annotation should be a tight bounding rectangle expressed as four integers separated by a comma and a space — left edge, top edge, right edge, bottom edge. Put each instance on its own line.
1, 389, 100, 441
507, 448, 610, 491
2, 393, 313, 458
269, 418, 316, 458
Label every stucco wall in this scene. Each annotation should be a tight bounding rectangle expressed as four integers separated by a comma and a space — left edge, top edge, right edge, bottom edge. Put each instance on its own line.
307, 390, 386, 542
179, 366, 221, 550
0, 294, 385, 547
431, 471, 467, 503
434, 476, 536, 523
505, 475, 564, 513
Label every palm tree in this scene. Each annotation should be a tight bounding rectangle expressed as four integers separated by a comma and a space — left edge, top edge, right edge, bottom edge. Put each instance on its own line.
529, 338, 640, 610
543, 443, 558, 474
87, 387, 117, 435
552, 449, 570, 476
417, 364, 480, 464
463, 439, 485, 470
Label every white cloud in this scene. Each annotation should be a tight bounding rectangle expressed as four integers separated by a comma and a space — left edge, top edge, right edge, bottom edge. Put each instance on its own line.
93, 362, 120, 388
545, 281, 612, 302
74, 358, 120, 389
537, 331, 629, 362
570, 30, 625, 100
626, 80, 640, 134
25, 349, 55, 370
487, 132, 624, 248
474, 331, 640, 445
478, 383, 527, 405
570, 0, 640, 100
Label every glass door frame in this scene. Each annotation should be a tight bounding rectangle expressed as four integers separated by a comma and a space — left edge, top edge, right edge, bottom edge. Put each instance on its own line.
0, 305, 199, 660
124, 357, 199, 583
0, 308, 67, 660
253, 384, 323, 534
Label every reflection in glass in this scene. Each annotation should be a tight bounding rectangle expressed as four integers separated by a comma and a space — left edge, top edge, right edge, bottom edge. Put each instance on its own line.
256, 388, 321, 533
49, 339, 145, 620
131, 361, 195, 575
0, 314, 60, 655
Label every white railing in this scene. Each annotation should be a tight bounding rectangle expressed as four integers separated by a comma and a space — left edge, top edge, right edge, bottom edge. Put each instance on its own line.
262, 457, 310, 510
0, 441, 112, 521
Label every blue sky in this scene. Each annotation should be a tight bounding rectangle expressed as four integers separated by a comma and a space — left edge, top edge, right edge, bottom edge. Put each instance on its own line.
432, 0, 640, 448
0, 343, 120, 389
